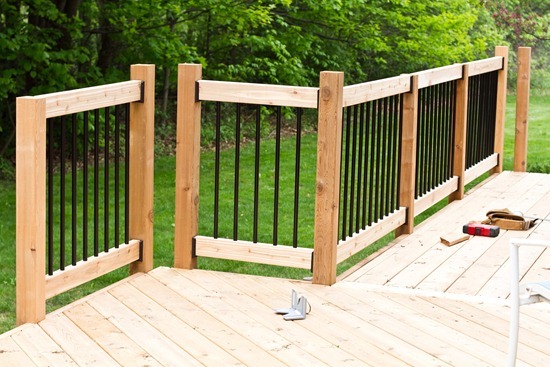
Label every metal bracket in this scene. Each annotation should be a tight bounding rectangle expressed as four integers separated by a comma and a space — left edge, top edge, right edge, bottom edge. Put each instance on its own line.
138, 240, 144, 262
192, 237, 197, 258
139, 81, 145, 103
274, 289, 309, 321
195, 81, 200, 103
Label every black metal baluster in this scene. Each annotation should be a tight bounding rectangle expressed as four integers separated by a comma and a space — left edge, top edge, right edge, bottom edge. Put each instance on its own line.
387, 96, 395, 213
60, 116, 66, 270
94, 109, 99, 256
416, 89, 424, 199
71, 114, 77, 266
341, 107, 351, 240
368, 101, 376, 226
448, 81, 457, 178
273, 106, 282, 245
356, 103, 365, 231
293, 108, 302, 248
47, 120, 54, 275
115, 105, 120, 248
375, 99, 383, 220
83, 111, 89, 260
124, 104, 130, 244
214, 102, 221, 238
436, 83, 444, 186
361, 102, 370, 228
104, 107, 110, 252
348, 106, 358, 236
253, 105, 261, 243
380, 98, 388, 217
233, 104, 241, 241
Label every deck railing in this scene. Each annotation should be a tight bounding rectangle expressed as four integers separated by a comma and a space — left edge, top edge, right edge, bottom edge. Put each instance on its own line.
16, 65, 155, 324
174, 47, 510, 285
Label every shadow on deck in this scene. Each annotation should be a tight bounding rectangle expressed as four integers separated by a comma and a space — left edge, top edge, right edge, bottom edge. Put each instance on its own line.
2, 171, 549, 366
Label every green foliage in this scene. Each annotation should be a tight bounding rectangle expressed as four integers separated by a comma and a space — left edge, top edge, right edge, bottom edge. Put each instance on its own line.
0, 0, 507, 178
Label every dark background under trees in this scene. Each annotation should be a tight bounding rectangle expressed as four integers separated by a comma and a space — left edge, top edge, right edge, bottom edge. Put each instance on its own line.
0, 0, 548, 179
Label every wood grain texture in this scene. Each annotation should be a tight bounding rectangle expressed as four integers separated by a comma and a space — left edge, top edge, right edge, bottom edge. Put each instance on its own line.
313, 71, 344, 285
174, 64, 202, 269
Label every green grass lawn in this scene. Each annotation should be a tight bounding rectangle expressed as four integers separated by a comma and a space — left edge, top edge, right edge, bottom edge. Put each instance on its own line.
0, 93, 548, 334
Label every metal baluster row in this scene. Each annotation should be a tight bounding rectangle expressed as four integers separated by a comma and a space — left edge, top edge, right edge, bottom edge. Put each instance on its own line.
46, 105, 129, 275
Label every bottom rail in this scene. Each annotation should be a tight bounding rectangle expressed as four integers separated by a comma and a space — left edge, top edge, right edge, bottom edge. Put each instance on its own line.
45, 239, 142, 299
337, 208, 407, 264
194, 236, 313, 270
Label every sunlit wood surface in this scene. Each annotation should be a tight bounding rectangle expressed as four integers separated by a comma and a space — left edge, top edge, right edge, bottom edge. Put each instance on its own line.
1, 172, 548, 366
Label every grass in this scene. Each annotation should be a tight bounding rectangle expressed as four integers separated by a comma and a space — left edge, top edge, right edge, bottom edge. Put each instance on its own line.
0, 93, 548, 334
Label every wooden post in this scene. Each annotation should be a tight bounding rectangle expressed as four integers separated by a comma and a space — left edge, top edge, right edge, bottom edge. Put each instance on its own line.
396, 75, 419, 236
16, 97, 47, 324
491, 46, 509, 174
514, 47, 531, 172
174, 64, 202, 269
449, 64, 469, 202
129, 64, 155, 274
312, 71, 344, 286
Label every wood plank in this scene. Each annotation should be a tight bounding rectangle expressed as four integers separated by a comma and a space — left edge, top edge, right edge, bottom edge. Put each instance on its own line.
194, 236, 313, 269
467, 57, 503, 77
407, 295, 547, 367
163, 268, 331, 366
180, 270, 366, 367
464, 153, 498, 185
426, 296, 550, 357
0, 335, 38, 367
64, 302, 164, 367
10, 324, 78, 366
447, 188, 550, 295
449, 64, 469, 202
39, 313, 121, 367
514, 47, 531, 172
131, 272, 287, 367
416, 64, 463, 89
349, 173, 540, 286
307, 282, 489, 366
198, 80, 318, 108
491, 46, 509, 174
342, 75, 410, 107
41, 81, 143, 118
174, 64, 202, 269
337, 208, 406, 263
129, 64, 155, 274
86, 291, 204, 367
313, 71, 344, 285
215, 271, 440, 367
414, 177, 459, 216
16, 96, 47, 324
396, 75, 418, 235
374, 293, 511, 366
45, 240, 141, 299
108, 281, 245, 367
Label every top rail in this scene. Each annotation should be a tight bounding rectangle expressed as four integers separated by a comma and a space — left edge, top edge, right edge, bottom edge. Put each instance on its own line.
467, 57, 503, 77
32, 80, 144, 118
342, 74, 411, 107
198, 80, 319, 108
416, 64, 463, 89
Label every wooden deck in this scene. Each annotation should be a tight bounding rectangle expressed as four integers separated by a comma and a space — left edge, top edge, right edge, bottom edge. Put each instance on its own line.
1, 171, 549, 366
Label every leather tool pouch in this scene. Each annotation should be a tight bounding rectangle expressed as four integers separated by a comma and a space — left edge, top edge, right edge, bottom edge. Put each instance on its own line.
482, 209, 536, 230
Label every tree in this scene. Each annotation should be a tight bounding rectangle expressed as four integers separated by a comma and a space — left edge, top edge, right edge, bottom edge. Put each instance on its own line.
0, 0, 505, 179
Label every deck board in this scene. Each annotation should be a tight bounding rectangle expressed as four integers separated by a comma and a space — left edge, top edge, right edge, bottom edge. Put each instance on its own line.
344, 172, 550, 297
1, 172, 548, 366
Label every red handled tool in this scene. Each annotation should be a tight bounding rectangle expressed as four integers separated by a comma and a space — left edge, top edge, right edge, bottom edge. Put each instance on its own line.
462, 223, 500, 237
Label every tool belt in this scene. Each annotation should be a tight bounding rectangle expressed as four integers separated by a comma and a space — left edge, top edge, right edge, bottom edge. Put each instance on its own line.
481, 209, 537, 230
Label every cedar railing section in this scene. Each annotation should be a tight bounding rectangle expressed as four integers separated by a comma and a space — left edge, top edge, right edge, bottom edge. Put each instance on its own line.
174, 47, 511, 285
16, 65, 155, 324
